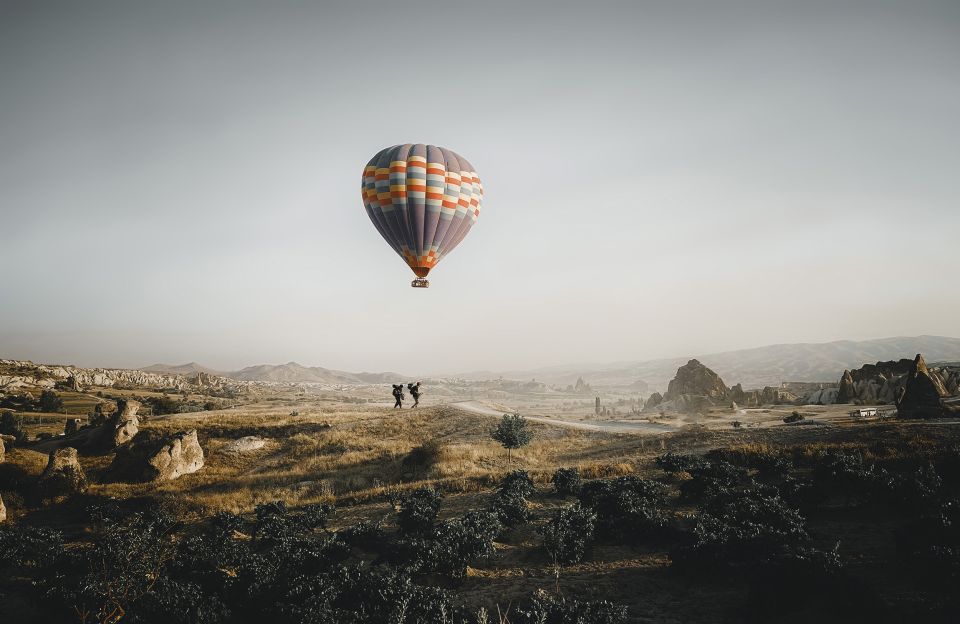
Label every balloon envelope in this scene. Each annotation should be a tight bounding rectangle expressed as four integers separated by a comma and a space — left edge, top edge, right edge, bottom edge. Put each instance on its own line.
361, 144, 482, 279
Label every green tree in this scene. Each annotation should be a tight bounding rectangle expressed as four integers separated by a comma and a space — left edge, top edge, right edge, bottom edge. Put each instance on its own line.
491, 413, 533, 462
39, 390, 64, 413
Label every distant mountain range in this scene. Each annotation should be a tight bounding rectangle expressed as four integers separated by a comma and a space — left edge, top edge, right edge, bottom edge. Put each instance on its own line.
144, 336, 960, 392
470, 335, 960, 391
142, 361, 404, 385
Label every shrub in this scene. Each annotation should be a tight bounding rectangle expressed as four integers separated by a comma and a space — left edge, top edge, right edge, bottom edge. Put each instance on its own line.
500, 469, 536, 497
403, 440, 444, 476
678, 460, 750, 501
673, 490, 825, 576
540, 504, 597, 565
39, 390, 64, 413
578, 476, 667, 539
655, 452, 708, 474
396, 510, 503, 578
492, 488, 531, 527
491, 413, 533, 461
397, 487, 442, 536
551, 467, 582, 496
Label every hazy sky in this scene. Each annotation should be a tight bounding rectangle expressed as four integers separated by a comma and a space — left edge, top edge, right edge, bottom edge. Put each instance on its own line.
1, 0, 958, 374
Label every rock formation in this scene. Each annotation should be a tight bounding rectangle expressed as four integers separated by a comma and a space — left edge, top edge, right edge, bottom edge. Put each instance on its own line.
221, 436, 266, 453
836, 370, 856, 404
0, 494, 5, 522
836, 357, 958, 405
0, 435, 4, 463
100, 399, 140, 448
644, 392, 663, 410
897, 354, 956, 419
112, 430, 204, 481
664, 360, 729, 401
39, 447, 87, 496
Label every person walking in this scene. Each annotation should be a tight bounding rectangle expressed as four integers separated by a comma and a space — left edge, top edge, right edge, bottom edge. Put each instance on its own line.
392, 384, 404, 409
408, 381, 421, 408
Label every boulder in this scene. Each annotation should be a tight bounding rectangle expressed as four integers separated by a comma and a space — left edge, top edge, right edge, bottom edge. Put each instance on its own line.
144, 430, 204, 481
897, 354, 956, 419
39, 447, 87, 496
664, 360, 729, 401
221, 436, 266, 454
112, 430, 204, 481
644, 392, 663, 410
101, 399, 140, 448
90, 401, 117, 426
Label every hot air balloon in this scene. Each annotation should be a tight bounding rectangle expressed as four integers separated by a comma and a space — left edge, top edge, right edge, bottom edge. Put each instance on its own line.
361, 144, 482, 288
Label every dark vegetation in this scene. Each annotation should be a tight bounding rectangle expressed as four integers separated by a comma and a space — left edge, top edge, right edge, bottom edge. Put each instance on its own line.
5, 432, 960, 622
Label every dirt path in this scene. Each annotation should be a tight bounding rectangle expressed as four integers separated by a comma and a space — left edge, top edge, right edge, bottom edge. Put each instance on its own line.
449, 400, 678, 434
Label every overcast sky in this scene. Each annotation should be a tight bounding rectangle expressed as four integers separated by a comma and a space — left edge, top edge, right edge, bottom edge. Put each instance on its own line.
1, 0, 958, 374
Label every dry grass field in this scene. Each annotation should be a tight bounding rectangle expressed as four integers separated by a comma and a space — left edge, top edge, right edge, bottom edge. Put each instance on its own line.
5, 386, 960, 622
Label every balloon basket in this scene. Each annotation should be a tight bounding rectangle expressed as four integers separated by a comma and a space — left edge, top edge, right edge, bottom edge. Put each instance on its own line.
411, 278, 430, 288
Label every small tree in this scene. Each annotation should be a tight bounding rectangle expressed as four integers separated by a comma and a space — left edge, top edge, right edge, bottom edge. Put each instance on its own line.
39, 390, 64, 413
491, 413, 533, 462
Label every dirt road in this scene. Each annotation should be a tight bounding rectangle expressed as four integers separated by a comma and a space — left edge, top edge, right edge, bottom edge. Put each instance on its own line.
449, 400, 678, 434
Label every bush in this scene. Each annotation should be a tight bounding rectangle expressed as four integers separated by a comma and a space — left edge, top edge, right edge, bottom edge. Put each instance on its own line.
403, 440, 444, 476
679, 460, 751, 501
540, 504, 596, 565
673, 490, 825, 576
551, 467, 582, 496
655, 452, 708, 474
397, 487, 442, 536
492, 488, 531, 527
500, 469, 536, 497
39, 390, 63, 413
578, 476, 667, 539
395, 510, 503, 578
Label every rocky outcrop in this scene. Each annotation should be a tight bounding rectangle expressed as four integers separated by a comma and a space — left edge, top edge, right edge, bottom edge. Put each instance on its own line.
39, 447, 87, 496
897, 354, 957, 419
836, 370, 856, 403
806, 388, 839, 405
664, 360, 729, 401
0, 436, 4, 463
0, 359, 246, 394
0, 493, 6, 522
112, 430, 204, 482
221, 436, 266, 453
102, 399, 140, 448
644, 392, 663, 410
836, 357, 958, 405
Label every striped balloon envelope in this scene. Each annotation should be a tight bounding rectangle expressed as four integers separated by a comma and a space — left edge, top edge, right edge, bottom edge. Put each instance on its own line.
361, 144, 482, 288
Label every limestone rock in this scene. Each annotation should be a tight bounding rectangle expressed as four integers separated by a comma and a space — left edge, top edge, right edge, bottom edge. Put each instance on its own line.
897, 354, 956, 419
144, 430, 204, 481
39, 447, 87, 496
113, 430, 204, 481
836, 370, 856, 404
221, 436, 266, 454
664, 360, 729, 401
101, 399, 140, 448
644, 392, 663, 410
